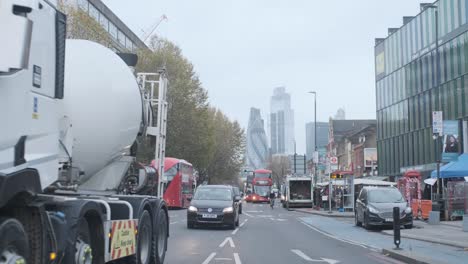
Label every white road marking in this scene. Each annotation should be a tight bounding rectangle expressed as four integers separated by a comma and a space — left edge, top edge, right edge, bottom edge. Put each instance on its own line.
170, 221, 179, 225
201, 252, 216, 264
291, 250, 340, 264
299, 220, 368, 249
215, 258, 232, 261
219, 237, 235, 248
291, 249, 313, 261
232, 228, 239, 235
245, 210, 263, 213
239, 219, 248, 227
243, 212, 254, 218
234, 253, 242, 264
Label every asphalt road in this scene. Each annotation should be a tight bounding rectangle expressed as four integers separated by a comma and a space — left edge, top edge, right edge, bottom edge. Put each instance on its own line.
165, 201, 404, 264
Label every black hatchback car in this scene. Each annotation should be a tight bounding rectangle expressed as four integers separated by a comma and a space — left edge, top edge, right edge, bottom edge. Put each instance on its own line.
187, 185, 241, 229
355, 187, 413, 230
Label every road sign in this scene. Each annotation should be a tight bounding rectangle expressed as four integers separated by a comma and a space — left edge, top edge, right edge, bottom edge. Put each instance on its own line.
329, 156, 338, 164
432, 111, 443, 135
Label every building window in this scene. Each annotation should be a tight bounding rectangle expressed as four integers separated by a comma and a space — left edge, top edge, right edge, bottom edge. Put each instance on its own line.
117, 30, 126, 46
78, 0, 88, 11
109, 22, 117, 39
89, 4, 99, 21
125, 37, 133, 50
99, 14, 109, 32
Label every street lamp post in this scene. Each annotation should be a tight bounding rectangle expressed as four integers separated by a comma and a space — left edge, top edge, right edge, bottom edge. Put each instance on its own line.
427, 5, 448, 219
309, 91, 317, 186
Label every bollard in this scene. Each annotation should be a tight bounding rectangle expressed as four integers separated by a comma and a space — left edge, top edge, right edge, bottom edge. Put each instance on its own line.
393, 207, 401, 249
463, 214, 468, 232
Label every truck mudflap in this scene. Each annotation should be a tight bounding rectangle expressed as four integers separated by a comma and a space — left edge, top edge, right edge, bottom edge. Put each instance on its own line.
109, 219, 138, 261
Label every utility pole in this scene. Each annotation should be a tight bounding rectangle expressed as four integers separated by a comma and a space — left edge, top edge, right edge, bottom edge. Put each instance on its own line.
309, 91, 317, 185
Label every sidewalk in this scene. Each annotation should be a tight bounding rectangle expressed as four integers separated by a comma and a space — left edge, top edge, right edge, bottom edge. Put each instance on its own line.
295, 207, 354, 218
299, 215, 468, 264
382, 220, 468, 249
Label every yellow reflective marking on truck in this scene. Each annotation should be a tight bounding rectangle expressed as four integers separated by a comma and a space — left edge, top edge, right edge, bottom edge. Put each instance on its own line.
110, 219, 137, 260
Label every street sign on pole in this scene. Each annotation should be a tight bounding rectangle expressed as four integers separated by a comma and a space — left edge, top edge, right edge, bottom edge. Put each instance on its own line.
432, 111, 443, 135
313, 151, 319, 163
330, 156, 338, 164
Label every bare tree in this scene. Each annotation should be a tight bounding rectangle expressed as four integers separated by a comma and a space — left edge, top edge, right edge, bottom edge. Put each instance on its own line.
267, 155, 290, 188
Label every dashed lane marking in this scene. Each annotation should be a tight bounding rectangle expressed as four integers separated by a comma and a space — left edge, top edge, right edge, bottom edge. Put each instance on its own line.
239, 219, 248, 227
170, 221, 179, 225
232, 228, 239, 235
201, 253, 216, 264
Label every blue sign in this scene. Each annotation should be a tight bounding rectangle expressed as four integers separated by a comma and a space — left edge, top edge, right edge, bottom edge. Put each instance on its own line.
442, 120, 459, 162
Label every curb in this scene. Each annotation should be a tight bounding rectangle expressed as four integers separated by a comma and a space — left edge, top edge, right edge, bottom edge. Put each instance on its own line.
294, 209, 354, 218
382, 249, 441, 264
381, 230, 468, 249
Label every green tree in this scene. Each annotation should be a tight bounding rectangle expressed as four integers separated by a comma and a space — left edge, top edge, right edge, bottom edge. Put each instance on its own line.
58, 1, 113, 47
206, 109, 245, 184
135, 37, 215, 181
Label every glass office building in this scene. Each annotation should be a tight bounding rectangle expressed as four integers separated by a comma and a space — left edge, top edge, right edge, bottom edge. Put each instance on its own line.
375, 0, 468, 176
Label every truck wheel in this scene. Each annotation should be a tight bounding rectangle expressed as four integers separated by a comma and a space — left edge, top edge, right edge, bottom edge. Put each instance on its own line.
153, 209, 168, 264
136, 210, 152, 264
0, 218, 29, 264
75, 218, 93, 264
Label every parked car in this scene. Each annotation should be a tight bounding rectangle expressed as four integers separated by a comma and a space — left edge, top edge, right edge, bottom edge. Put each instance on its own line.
187, 185, 240, 229
355, 187, 413, 229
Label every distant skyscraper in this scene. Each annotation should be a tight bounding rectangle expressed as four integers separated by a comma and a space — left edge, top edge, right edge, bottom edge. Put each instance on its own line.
270, 87, 295, 155
246, 108, 268, 169
334, 108, 346, 120
305, 122, 329, 159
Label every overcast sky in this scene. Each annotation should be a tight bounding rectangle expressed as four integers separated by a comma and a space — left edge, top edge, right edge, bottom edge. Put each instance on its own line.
103, 0, 426, 154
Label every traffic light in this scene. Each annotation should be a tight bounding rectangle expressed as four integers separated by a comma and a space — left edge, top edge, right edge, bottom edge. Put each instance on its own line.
331, 173, 343, 179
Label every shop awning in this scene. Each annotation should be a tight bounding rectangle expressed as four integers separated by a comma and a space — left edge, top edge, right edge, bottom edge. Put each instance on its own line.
431, 154, 468, 179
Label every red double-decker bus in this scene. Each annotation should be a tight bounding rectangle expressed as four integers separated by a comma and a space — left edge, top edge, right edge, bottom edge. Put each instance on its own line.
246, 169, 273, 203
153, 157, 195, 208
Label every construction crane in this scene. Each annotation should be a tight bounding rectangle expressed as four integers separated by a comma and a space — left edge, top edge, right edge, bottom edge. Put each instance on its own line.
142, 14, 168, 42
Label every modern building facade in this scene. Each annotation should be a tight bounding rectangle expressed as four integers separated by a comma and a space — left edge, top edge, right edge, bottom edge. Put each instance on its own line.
305, 122, 329, 159
246, 108, 269, 169
61, 0, 148, 52
270, 87, 295, 155
375, 1, 468, 177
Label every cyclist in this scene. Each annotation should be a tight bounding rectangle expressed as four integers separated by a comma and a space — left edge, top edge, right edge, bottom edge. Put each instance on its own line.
269, 190, 276, 209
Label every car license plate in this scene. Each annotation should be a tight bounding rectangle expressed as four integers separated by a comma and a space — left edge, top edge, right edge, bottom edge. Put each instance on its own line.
202, 214, 217, 219
385, 218, 393, 222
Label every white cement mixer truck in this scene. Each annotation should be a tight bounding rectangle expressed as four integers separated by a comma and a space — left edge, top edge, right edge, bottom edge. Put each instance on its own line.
0, 1, 169, 263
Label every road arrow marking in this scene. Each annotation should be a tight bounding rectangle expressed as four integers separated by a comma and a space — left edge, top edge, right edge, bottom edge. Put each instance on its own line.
219, 237, 235, 248
201, 252, 216, 264
291, 250, 339, 264
233, 253, 242, 264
